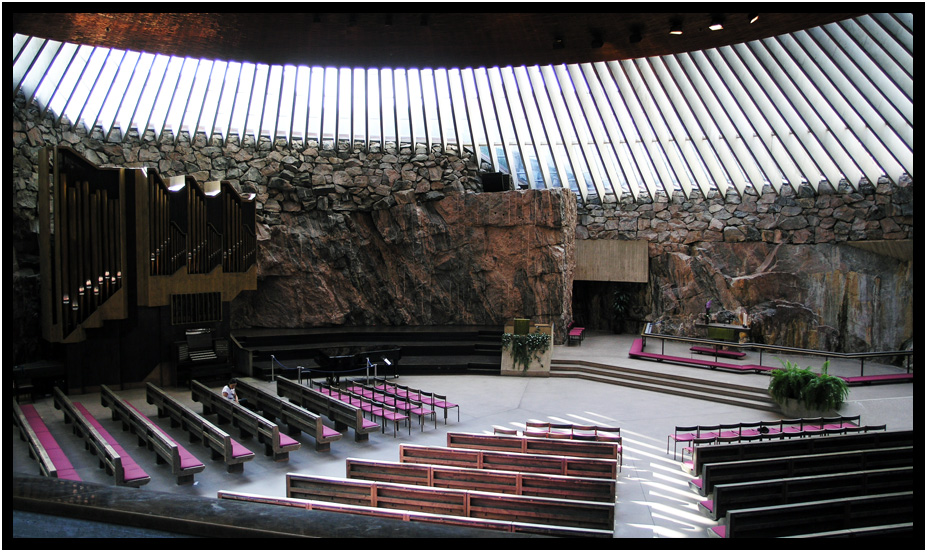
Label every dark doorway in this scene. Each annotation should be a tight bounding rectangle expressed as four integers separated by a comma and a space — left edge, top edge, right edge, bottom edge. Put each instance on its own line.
572, 281, 646, 334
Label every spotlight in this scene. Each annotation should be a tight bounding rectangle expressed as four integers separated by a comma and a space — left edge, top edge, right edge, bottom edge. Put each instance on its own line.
669, 21, 683, 35
709, 15, 724, 31
553, 37, 565, 49
749, 13, 760, 24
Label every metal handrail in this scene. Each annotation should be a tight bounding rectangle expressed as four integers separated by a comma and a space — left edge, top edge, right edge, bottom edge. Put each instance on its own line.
641, 324, 913, 377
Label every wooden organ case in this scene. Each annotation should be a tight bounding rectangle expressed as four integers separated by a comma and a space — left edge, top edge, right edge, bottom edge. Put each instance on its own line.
39, 146, 257, 390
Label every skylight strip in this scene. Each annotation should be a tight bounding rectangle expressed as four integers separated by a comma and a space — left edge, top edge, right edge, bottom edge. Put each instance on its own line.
721, 44, 844, 190
499, 67, 537, 188
620, 59, 691, 196
105, 50, 144, 139
448, 69, 472, 152
54, 45, 94, 126
512, 66, 554, 189
759, 36, 892, 185
486, 67, 520, 187
793, 29, 911, 175
469, 68, 499, 173
290, 65, 309, 141
525, 66, 574, 192
92, 50, 135, 138
552, 65, 609, 199
35, 43, 79, 117
845, 17, 912, 101
181, 60, 212, 137
636, 57, 712, 198
609, 61, 684, 198
572, 64, 629, 198
683, 51, 765, 195
700, 48, 814, 192
199, 60, 228, 138
70, 47, 113, 131
20, 40, 61, 105
657, 55, 737, 195
229, 63, 256, 140
537, 65, 590, 201
134, 54, 170, 137
155, 56, 191, 140
12, 36, 44, 95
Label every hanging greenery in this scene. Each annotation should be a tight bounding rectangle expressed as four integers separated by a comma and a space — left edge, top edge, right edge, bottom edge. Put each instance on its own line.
501, 331, 551, 371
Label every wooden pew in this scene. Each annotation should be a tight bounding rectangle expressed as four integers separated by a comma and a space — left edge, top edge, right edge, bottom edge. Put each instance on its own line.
101, 384, 205, 485
52, 386, 150, 487
286, 473, 615, 533
191, 380, 300, 461
689, 430, 914, 477
217, 491, 612, 538
232, 378, 342, 452
399, 444, 618, 480
275, 376, 379, 442
145, 383, 255, 473
709, 491, 914, 538
346, 458, 615, 503
699, 466, 915, 521
691, 446, 914, 496
447, 432, 619, 460
13, 401, 81, 481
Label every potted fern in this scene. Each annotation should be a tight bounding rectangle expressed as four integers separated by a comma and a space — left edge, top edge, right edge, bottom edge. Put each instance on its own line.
768, 359, 850, 417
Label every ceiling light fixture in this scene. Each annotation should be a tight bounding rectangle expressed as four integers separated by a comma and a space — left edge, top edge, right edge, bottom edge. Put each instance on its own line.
749, 13, 760, 24
670, 21, 683, 35
553, 37, 565, 49
709, 15, 725, 31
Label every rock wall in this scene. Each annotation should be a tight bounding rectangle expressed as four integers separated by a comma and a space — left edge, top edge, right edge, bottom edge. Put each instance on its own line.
575, 182, 914, 353
11, 90, 913, 360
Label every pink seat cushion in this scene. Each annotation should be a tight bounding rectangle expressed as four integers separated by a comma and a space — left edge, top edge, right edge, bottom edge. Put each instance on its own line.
322, 425, 341, 438
230, 439, 253, 458
278, 433, 299, 447
700, 499, 714, 513
74, 402, 149, 482
361, 418, 380, 430
710, 526, 726, 538
127, 401, 203, 470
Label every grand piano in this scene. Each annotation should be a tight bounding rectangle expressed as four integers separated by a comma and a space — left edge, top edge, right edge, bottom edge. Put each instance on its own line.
313, 345, 402, 385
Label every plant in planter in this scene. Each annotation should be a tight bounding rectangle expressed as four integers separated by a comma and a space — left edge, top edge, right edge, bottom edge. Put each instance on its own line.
768, 358, 850, 416
501, 330, 551, 372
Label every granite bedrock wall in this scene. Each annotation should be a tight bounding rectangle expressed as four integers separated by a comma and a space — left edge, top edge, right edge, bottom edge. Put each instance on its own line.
12, 92, 914, 367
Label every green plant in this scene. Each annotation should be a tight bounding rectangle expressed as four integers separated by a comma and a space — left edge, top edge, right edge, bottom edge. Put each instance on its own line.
768, 358, 849, 412
501, 331, 551, 371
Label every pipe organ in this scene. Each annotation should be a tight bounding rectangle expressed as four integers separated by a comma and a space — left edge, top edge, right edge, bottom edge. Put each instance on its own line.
39, 146, 257, 388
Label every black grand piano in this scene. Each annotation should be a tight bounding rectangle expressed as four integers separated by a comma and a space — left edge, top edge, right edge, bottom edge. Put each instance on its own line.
312, 345, 401, 385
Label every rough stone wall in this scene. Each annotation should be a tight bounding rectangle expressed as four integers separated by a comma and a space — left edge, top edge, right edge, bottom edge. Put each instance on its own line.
575, 183, 914, 353
11, 92, 576, 358
12, 89, 913, 358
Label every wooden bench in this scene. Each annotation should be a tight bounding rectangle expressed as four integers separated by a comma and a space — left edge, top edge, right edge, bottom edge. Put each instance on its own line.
346, 458, 616, 503
145, 383, 255, 473
217, 490, 613, 538
447, 432, 619, 461
52, 386, 150, 487
709, 491, 914, 538
399, 444, 618, 480
191, 380, 300, 461
690, 345, 746, 359
286, 473, 615, 533
699, 466, 915, 520
275, 376, 379, 442
691, 445, 914, 496
13, 401, 81, 481
567, 325, 585, 346
689, 430, 913, 477
232, 378, 342, 451
101, 385, 205, 485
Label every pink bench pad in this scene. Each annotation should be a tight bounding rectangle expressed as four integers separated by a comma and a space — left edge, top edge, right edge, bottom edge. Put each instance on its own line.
21, 404, 81, 481
74, 402, 149, 482
128, 402, 204, 470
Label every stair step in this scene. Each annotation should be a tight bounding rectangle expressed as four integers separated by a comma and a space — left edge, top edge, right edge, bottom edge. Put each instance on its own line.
551, 360, 778, 410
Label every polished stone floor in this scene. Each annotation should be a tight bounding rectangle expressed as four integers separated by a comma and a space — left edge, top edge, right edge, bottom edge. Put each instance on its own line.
12, 332, 915, 539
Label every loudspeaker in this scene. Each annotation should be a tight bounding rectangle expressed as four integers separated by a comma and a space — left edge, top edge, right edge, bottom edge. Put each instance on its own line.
481, 172, 512, 192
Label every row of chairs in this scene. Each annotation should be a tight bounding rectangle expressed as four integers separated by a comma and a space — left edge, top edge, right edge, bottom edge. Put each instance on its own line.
371, 380, 459, 423
667, 416, 867, 461
346, 382, 436, 431
313, 382, 411, 437
494, 422, 621, 443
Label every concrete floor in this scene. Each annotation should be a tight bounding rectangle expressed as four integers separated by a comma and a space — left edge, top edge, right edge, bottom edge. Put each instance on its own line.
12, 332, 915, 539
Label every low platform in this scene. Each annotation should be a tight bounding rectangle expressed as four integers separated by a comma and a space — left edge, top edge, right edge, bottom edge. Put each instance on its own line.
233, 326, 503, 380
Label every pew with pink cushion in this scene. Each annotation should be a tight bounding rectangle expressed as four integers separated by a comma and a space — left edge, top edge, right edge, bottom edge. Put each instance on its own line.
13, 401, 81, 481
52, 386, 150, 487
101, 384, 205, 485
146, 382, 255, 473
